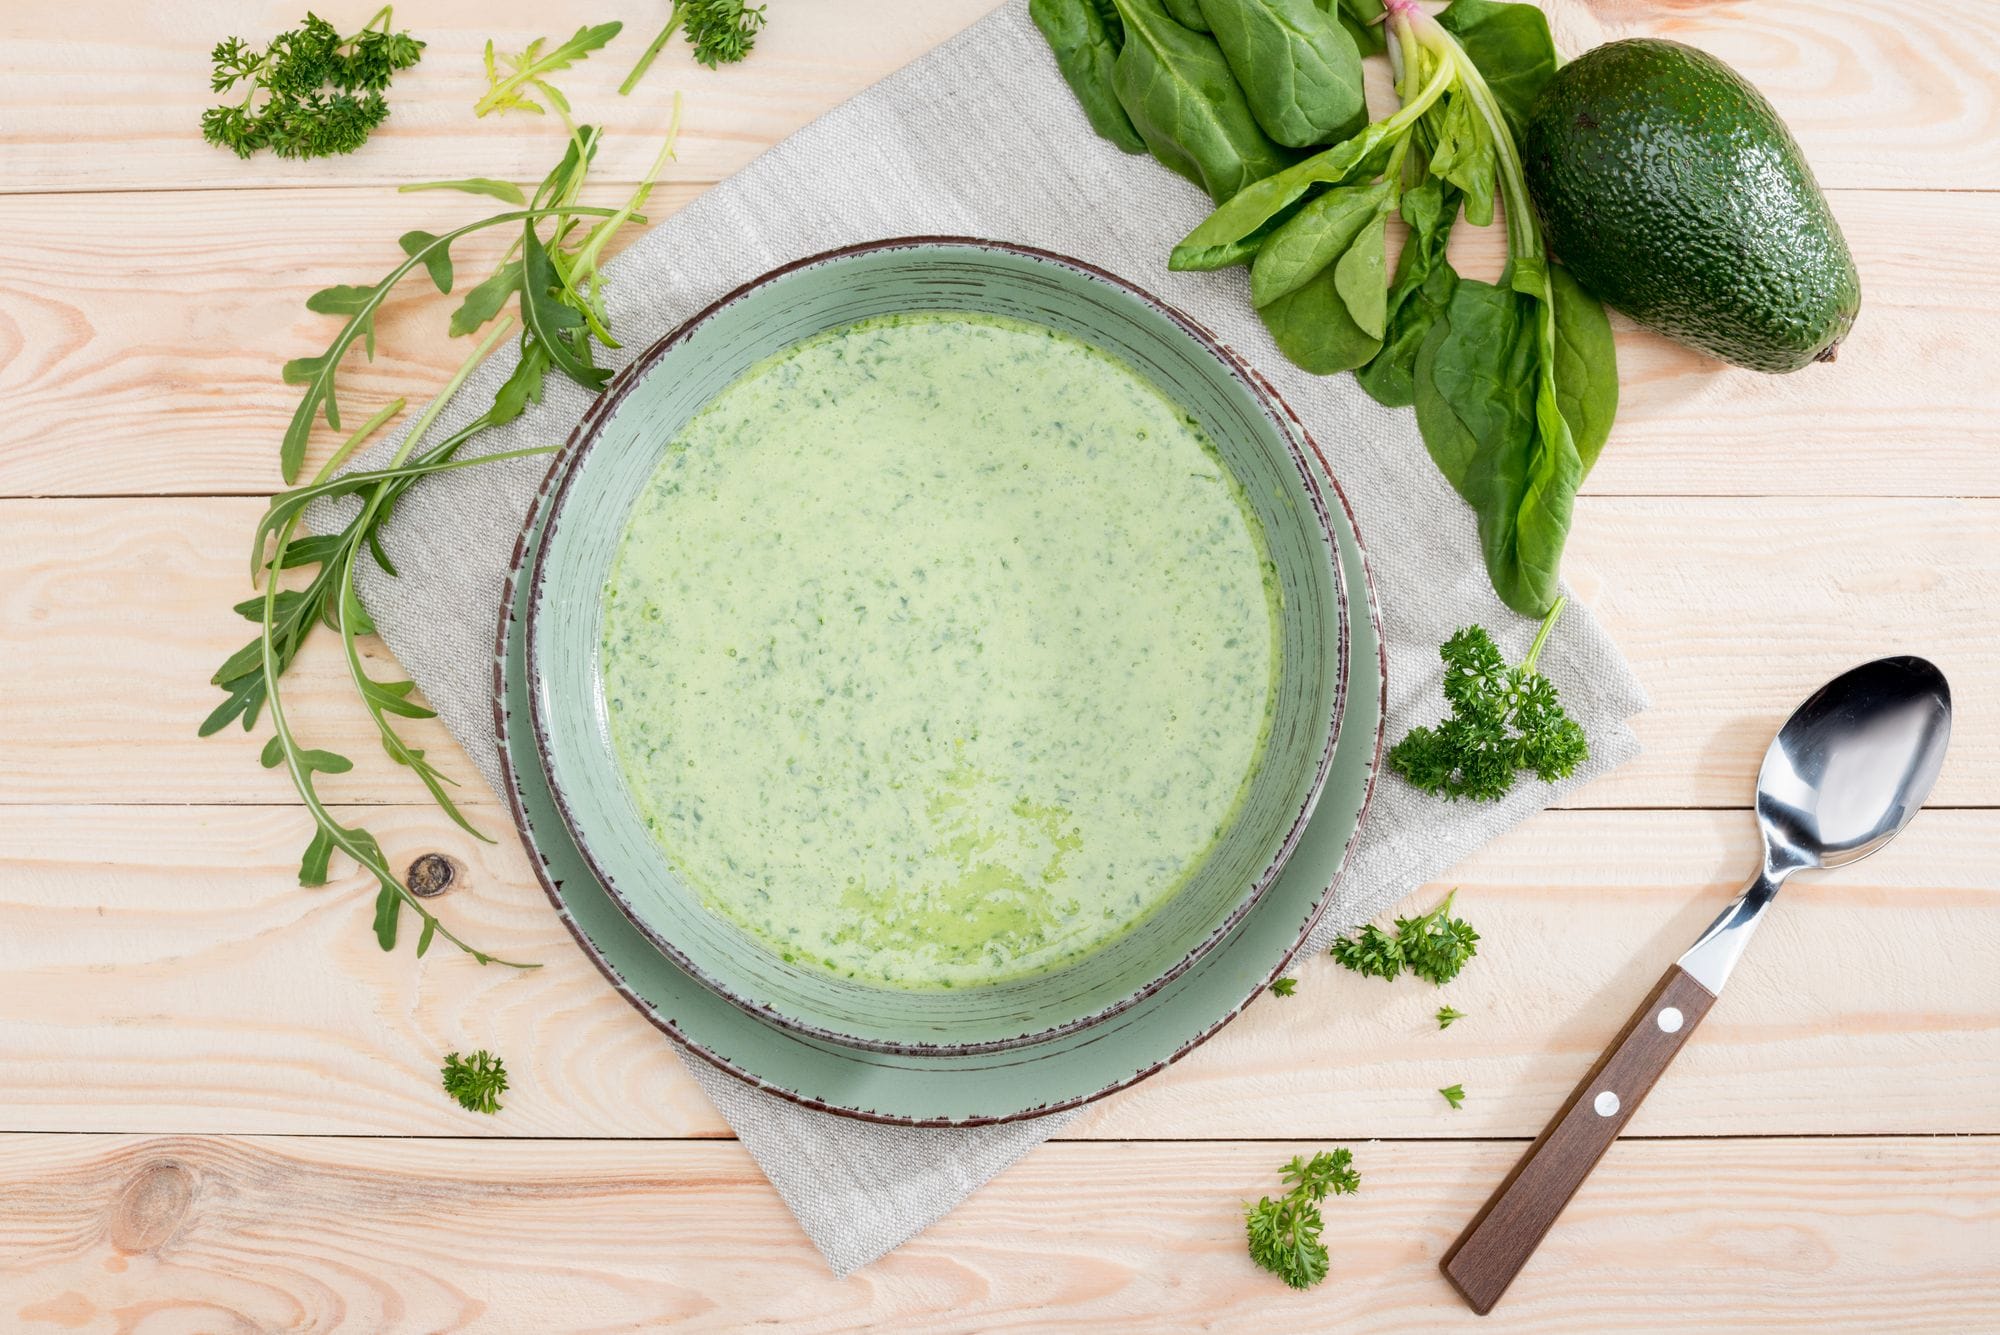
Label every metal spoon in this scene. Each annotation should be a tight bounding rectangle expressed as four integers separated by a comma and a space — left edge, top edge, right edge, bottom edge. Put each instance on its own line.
1440, 656, 1953, 1315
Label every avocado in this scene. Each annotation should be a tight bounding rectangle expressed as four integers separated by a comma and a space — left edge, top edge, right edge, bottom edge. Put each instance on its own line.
1522, 39, 1860, 373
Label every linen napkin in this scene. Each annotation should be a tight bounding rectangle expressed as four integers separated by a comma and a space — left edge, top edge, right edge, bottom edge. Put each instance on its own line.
318, 0, 1647, 1275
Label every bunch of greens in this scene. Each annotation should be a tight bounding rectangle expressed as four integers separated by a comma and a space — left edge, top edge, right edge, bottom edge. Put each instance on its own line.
203, 64, 683, 963
203, 6, 425, 160
623, 0, 770, 93
1244, 1148, 1361, 1289
442, 1049, 510, 1113
1388, 597, 1587, 800
1036, 0, 1618, 618
1331, 889, 1478, 984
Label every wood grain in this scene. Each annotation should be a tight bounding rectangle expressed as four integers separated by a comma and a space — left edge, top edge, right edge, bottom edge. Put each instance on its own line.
5, 0, 1999, 1323
1, 187, 1993, 499
0, 1, 1004, 194
5, 496, 1993, 809
4, 803, 1991, 1138
3, 0, 1993, 194
1, 1134, 1995, 1332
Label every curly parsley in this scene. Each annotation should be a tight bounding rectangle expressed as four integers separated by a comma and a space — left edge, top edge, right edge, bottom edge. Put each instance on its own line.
621, 1, 769, 94
202, 7, 424, 160
1244, 1149, 1360, 1290
441, 1049, 509, 1114
1388, 597, 1588, 802
1331, 890, 1479, 987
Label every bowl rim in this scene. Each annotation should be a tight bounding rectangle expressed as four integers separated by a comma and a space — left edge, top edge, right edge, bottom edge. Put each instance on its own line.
523, 235, 1348, 1056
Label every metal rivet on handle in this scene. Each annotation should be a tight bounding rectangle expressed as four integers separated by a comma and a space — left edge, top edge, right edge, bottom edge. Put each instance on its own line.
1593, 1090, 1620, 1117
1657, 1006, 1684, 1034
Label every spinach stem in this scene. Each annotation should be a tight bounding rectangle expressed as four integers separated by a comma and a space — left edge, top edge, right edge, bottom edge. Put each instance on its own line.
1523, 595, 1567, 674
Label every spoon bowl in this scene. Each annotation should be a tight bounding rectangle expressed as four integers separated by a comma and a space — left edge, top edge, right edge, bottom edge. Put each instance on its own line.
1756, 655, 1953, 875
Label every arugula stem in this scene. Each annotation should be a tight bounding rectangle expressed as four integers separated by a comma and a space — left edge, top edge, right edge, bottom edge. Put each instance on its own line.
257, 508, 536, 969
285, 204, 624, 482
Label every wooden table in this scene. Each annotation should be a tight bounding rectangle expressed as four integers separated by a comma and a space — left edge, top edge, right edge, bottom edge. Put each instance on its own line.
3, 1, 1995, 1328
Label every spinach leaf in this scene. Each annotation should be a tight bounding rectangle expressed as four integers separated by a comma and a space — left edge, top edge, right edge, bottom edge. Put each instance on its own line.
1425, 90, 1495, 226
1332, 189, 1392, 338
1320, 0, 1385, 56
1111, 0, 1296, 202
1249, 179, 1391, 306
1169, 115, 1401, 269
1434, 0, 1560, 138
1356, 179, 1460, 407
1161, 0, 1209, 29
1414, 258, 1590, 616
1032, 0, 1147, 153
1199, 0, 1367, 149
1549, 262, 1618, 472
1261, 260, 1382, 373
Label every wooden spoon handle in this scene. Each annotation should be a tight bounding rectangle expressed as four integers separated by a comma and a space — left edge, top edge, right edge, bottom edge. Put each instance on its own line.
1439, 963, 1719, 1314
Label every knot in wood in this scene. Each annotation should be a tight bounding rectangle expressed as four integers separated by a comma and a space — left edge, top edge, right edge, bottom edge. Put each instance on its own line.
109, 1160, 193, 1253
406, 853, 456, 898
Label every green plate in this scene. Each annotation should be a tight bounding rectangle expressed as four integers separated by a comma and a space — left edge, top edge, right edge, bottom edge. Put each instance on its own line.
493, 379, 1385, 1126
524, 239, 1348, 1054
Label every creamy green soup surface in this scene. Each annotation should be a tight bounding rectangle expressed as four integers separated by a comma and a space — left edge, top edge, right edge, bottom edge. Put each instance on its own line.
600, 311, 1278, 989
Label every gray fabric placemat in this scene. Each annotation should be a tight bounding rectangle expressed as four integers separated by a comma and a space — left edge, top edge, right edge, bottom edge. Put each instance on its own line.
314, 0, 1647, 1276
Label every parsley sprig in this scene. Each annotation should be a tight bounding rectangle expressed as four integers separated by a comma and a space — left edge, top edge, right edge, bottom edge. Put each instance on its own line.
1245, 1149, 1360, 1290
442, 1049, 510, 1114
203, 7, 424, 160
621, 1, 769, 95
1331, 890, 1479, 986
1388, 597, 1589, 802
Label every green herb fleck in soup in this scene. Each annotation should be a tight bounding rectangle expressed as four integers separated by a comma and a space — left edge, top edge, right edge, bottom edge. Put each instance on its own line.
601, 311, 1278, 988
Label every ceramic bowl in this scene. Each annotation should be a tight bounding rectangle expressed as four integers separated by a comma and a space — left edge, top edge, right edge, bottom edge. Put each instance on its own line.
526, 238, 1346, 1054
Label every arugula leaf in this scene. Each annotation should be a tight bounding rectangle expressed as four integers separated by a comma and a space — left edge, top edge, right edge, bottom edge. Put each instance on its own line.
475, 22, 623, 118
1032, 0, 1148, 153
397, 178, 528, 205
441, 1049, 510, 1114
1109, 0, 1296, 203
1199, 0, 1367, 149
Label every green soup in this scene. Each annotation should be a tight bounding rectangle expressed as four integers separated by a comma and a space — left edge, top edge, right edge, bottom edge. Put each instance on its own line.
600, 311, 1279, 988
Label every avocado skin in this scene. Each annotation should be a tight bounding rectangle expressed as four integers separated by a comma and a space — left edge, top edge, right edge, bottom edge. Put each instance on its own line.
1523, 39, 1860, 373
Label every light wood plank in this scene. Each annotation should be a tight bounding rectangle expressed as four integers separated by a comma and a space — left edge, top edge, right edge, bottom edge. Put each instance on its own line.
1, 1134, 1995, 1331
4, 804, 1990, 1138
2, 1, 1992, 194
0, 1, 1003, 194
4, 496, 1993, 809
1, 185, 1992, 499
